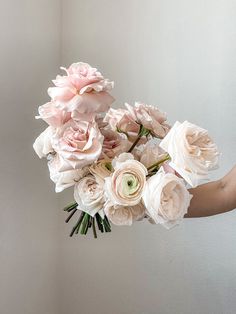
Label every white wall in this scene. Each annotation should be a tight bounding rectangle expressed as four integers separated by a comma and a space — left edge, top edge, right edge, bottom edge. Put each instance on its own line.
0, 1, 61, 314
59, 1, 236, 314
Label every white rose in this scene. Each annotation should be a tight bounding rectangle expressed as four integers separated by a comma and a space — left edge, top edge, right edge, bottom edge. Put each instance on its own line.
160, 121, 219, 187
74, 174, 105, 217
143, 168, 192, 229
33, 126, 54, 158
104, 201, 145, 226
48, 155, 88, 192
104, 153, 147, 206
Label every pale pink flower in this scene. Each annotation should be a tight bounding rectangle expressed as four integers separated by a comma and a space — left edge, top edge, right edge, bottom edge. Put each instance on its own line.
100, 128, 131, 159
143, 168, 192, 229
74, 174, 105, 217
160, 121, 219, 187
47, 62, 114, 116
51, 120, 104, 170
36, 102, 71, 127
104, 201, 145, 226
104, 153, 147, 206
33, 126, 54, 158
125, 102, 170, 138
48, 154, 88, 192
135, 140, 166, 168
103, 107, 140, 141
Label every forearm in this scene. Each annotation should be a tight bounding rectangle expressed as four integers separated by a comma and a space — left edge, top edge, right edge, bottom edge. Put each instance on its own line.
185, 166, 236, 218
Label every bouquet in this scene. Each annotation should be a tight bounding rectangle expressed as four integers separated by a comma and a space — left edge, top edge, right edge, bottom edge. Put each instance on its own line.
33, 62, 219, 238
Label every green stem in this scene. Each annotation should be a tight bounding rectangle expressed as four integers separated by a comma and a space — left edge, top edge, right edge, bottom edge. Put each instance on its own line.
63, 202, 78, 212
65, 208, 78, 223
80, 213, 90, 235
92, 218, 97, 239
128, 135, 142, 153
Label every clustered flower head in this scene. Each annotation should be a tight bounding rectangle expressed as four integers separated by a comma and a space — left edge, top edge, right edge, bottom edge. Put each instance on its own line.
33, 62, 219, 237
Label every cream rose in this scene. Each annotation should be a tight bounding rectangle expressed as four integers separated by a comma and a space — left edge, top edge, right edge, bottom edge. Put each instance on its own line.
143, 169, 192, 229
104, 201, 145, 226
51, 120, 104, 170
74, 174, 105, 217
104, 153, 147, 206
33, 126, 54, 158
160, 121, 219, 187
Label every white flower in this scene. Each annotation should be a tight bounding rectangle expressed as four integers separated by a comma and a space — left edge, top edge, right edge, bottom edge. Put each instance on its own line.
74, 174, 105, 217
48, 155, 88, 192
33, 126, 54, 158
143, 168, 192, 229
160, 121, 219, 187
104, 153, 147, 206
104, 201, 145, 226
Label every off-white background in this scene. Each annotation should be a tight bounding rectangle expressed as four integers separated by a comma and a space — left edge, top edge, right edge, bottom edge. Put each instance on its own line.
1, 0, 236, 314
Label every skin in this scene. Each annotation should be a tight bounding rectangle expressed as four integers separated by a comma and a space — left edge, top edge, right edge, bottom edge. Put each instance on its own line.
185, 165, 236, 218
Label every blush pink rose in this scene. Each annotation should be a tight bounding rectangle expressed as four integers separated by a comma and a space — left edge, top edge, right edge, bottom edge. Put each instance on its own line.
36, 102, 71, 127
103, 107, 140, 141
100, 128, 131, 159
47, 62, 115, 116
125, 102, 170, 138
51, 120, 104, 170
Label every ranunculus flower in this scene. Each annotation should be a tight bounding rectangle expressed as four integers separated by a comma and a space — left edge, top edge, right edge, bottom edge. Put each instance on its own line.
143, 168, 192, 229
104, 201, 145, 226
104, 153, 147, 206
74, 174, 105, 217
103, 108, 140, 141
36, 101, 71, 127
125, 102, 170, 138
47, 62, 114, 117
33, 126, 54, 158
51, 120, 104, 170
48, 154, 88, 192
159, 121, 219, 187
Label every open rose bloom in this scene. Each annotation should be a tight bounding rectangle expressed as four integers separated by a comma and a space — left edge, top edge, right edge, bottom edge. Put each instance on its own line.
33, 62, 220, 238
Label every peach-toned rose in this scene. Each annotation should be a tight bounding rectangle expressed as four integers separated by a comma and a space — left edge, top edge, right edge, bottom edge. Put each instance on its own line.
36, 101, 71, 127
51, 120, 104, 170
125, 102, 170, 138
104, 201, 145, 226
47, 62, 114, 116
143, 168, 192, 229
33, 126, 54, 158
104, 153, 147, 206
48, 154, 88, 192
74, 174, 105, 217
160, 121, 219, 187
